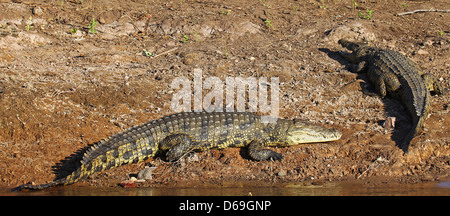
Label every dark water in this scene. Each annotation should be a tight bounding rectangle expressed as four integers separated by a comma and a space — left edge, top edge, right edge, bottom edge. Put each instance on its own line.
3, 181, 450, 196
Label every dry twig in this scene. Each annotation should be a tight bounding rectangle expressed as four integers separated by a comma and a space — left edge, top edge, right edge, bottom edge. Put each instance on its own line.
357, 156, 389, 179
153, 47, 178, 58
396, 8, 450, 16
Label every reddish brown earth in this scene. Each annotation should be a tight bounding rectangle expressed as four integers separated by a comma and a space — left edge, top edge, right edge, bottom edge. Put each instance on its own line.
0, 0, 448, 190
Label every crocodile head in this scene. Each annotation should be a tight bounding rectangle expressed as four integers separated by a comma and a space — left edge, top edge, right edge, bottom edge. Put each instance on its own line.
338, 39, 375, 63
286, 120, 342, 144
338, 39, 368, 51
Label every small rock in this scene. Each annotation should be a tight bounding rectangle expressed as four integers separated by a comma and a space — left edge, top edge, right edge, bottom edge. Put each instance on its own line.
71, 29, 84, 38
414, 49, 429, 55
97, 16, 106, 24
383, 117, 396, 130
198, 25, 214, 38
238, 21, 260, 35
32, 7, 44, 16
137, 166, 158, 180
164, 41, 176, 47
182, 52, 199, 65
277, 169, 287, 177
187, 153, 200, 162
119, 178, 136, 188
323, 22, 376, 44
423, 40, 433, 46
387, 41, 396, 49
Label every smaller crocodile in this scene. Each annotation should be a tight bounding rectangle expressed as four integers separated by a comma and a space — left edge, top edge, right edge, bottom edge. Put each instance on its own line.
338, 39, 443, 152
13, 111, 342, 191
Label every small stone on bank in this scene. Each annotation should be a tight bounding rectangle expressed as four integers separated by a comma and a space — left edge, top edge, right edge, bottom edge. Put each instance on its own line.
277, 169, 287, 177
383, 117, 396, 130
414, 49, 429, 55
137, 166, 158, 180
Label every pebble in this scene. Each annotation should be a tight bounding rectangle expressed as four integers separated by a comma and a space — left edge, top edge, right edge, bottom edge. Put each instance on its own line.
137, 166, 158, 180
277, 169, 287, 177
383, 117, 396, 130
32, 7, 44, 16
187, 153, 200, 162
182, 52, 199, 65
98, 16, 106, 24
414, 49, 429, 55
164, 41, 176, 47
119, 178, 136, 188
423, 40, 433, 46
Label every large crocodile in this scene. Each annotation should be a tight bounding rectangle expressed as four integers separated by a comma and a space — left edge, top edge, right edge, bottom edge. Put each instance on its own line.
13, 111, 342, 191
338, 39, 443, 152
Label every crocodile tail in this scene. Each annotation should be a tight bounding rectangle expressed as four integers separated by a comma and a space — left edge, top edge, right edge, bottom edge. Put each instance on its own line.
401, 128, 415, 153
11, 179, 63, 191
12, 163, 90, 191
401, 115, 424, 153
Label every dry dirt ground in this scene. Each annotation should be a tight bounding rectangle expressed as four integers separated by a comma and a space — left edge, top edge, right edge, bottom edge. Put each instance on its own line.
0, 0, 448, 190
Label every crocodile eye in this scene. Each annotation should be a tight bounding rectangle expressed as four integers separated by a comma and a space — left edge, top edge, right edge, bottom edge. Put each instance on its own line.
353, 44, 361, 49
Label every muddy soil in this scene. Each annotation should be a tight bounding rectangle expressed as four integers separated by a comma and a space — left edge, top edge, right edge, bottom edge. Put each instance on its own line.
0, 0, 448, 190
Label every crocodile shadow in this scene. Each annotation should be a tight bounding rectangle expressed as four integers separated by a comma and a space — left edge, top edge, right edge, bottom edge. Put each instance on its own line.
319, 48, 411, 151
51, 144, 94, 180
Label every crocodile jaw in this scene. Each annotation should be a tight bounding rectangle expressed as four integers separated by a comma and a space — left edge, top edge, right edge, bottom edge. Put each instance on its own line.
338, 39, 366, 51
286, 121, 342, 144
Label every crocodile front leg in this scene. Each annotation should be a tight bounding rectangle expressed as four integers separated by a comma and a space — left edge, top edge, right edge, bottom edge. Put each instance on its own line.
247, 140, 283, 161
338, 51, 368, 73
422, 73, 444, 95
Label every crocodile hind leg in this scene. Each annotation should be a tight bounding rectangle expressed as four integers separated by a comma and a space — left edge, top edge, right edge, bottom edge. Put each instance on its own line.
367, 67, 401, 98
247, 140, 283, 161
160, 134, 197, 161
422, 73, 444, 95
